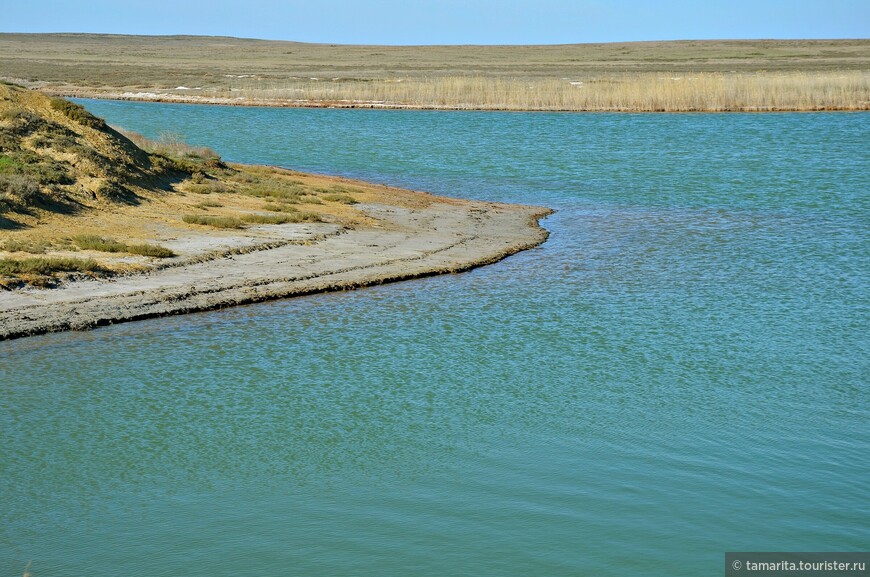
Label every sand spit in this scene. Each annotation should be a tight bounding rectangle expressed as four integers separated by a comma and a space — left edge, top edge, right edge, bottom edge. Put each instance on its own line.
0, 200, 551, 340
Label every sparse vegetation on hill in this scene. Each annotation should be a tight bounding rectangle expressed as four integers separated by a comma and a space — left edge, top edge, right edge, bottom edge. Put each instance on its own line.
0, 81, 180, 213
0, 84, 366, 285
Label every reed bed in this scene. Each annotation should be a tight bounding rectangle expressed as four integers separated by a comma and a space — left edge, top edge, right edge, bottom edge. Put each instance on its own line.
206, 71, 869, 111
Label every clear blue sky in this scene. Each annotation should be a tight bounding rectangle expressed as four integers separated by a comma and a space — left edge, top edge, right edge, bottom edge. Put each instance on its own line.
1, 0, 867, 45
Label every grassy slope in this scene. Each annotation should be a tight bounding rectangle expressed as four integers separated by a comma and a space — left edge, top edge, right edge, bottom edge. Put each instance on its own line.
1, 34, 868, 111
0, 81, 177, 213
0, 83, 394, 285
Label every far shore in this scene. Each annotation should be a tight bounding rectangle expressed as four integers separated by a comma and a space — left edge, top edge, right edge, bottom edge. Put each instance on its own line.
2, 34, 868, 112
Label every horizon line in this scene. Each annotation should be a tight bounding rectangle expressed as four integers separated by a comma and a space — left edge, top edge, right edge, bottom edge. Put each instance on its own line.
2, 31, 868, 48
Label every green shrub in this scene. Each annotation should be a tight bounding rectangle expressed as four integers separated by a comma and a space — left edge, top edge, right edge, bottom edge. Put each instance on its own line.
0, 155, 19, 173
49, 98, 106, 129
1, 151, 74, 186
25, 161, 73, 185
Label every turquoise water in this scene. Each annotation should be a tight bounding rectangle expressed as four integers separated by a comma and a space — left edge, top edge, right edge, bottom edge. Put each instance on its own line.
2, 102, 868, 576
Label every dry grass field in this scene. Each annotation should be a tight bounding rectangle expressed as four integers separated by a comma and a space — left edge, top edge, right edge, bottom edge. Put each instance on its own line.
1, 34, 868, 111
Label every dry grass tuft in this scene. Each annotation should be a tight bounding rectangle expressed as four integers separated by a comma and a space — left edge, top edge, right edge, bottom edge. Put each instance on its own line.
0, 256, 104, 275
126, 244, 176, 258
193, 200, 223, 209
182, 214, 245, 229
2, 238, 53, 254
241, 213, 294, 225
72, 234, 127, 253
322, 193, 358, 205
72, 234, 175, 257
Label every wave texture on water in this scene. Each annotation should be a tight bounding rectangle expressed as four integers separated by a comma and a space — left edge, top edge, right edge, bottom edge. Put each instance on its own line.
1, 103, 868, 577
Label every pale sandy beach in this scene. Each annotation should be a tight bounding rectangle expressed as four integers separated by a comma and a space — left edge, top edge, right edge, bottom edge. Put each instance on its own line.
0, 196, 551, 340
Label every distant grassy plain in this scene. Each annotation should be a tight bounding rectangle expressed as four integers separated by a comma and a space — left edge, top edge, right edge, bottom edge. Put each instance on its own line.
1, 34, 868, 111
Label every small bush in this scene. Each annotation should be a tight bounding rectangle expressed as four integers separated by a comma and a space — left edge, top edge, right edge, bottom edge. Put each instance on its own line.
72, 234, 128, 252
241, 213, 294, 225
243, 187, 304, 200
94, 180, 131, 201
193, 200, 223, 209
72, 234, 175, 258
0, 256, 104, 275
256, 211, 321, 224
230, 172, 259, 184
0, 155, 19, 173
288, 212, 323, 223
149, 154, 188, 175
2, 151, 74, 186
2, 238, 52, 254
25, 161, 73, 185
186, 180, 230, 194
49, 98, 106, 129
31, 133, 78, 151
0, 130, 18, 151
0, 107, 44, 134
166, 157, 202, 174
127, 244, 176, 258
182, 214, 245, 229
0, 174, 40, 204
262, 202, 299, 213
72, 144, 106, 165
0, 107, 25, 122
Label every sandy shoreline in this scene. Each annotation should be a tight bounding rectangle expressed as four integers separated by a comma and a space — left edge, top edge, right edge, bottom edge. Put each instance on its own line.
0, 198, 551, 340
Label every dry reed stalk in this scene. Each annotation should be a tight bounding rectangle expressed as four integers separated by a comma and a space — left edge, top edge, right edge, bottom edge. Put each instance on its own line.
202, 71, 869, 111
